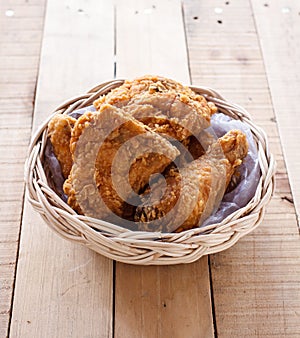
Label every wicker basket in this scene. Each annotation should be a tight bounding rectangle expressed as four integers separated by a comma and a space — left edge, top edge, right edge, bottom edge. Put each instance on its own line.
25, 80, 276, 265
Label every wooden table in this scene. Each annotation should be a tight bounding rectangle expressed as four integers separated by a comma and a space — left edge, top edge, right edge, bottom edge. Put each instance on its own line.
1, 0, 300, 337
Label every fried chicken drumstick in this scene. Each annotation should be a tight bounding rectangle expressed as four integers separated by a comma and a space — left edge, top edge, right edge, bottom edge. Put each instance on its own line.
135, 129, 248, 233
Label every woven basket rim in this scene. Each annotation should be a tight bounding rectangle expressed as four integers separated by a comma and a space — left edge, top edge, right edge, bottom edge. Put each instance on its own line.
25, 79, 276, 265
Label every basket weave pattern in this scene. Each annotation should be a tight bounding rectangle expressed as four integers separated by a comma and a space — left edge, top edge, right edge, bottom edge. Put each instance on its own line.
25, 80, 276, 265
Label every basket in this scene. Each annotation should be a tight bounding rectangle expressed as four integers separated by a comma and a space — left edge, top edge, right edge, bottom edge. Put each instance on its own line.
25, 80, 276, 265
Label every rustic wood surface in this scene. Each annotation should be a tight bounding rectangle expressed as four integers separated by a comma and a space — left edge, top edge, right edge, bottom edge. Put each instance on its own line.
114, 3, 213, 337
184, 1, 300, 336
0, 0, 299, 337
251, 0, 300, 226
8, 1, 114, 337
0, 2, 46, 337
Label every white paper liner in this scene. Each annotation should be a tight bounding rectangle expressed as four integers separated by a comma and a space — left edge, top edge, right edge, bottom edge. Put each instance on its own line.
202, 113, 260, 226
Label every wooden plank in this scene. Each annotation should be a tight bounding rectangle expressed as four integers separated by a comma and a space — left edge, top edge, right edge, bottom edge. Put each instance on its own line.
0, 43, 41, 57
0, 30, 44, 43
115, 0, 190, 83
2, 18, 44, 31
0, 1, 46, 337
114, 1, 214, 337
184, 0, 300, 336
251, 0, 300, 226
4, 0, 45, 5
11, 205, 113, 338
115, 262, 213, 338
1, 4, 45, 17
32, 0, 115, 128
9, 1, 115, 337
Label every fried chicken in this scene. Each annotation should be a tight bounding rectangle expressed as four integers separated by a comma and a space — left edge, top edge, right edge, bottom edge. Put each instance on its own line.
47, 114, 76, 178
94, 75, 216, 109
63, 104, 180, 220
48, 75, 216, 182
135, 130, 248, 233
47, 75, 230, 230
93, 75, 217, 142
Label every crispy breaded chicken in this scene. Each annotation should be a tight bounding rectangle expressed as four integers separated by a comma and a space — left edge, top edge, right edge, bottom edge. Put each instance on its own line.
48, 76, 216, 181
63, 104, 179, 220
94, 75, 216, 109
93, 75, 217, 142
48, 75, 221, 227
47, 114, 76, 178
135, 130, 248, 232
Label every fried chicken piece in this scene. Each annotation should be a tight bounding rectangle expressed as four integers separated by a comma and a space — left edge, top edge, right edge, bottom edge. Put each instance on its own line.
172, 134, 206, 168
94, 75, 215, 108
47, 114, 76, 178
93, 75, 217, 142
64, 104, 180, 220
135, 130, 248, 233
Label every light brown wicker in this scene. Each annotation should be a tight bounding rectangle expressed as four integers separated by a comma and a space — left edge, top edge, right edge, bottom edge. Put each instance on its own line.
25, 80, 276, 265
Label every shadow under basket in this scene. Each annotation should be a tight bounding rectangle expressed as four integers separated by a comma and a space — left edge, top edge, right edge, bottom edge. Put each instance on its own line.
25, 80, 276, 265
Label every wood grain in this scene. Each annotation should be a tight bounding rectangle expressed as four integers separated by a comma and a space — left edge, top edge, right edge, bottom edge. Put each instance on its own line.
184, 0, 300, 336
0, 1, 46, 337
114, 1, 214, 337
251, 0, 300, 227
115, 0, 190, 83
9, 1, 115, 337
3, 0, 300, 337
116, 262, 213, 338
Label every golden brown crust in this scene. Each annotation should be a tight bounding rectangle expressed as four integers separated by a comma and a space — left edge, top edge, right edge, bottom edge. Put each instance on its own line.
64, 104, 179, 220
69, 111, 95, 156
93, 75, 217, 141
135, 129, 248, 232
48, 76, 230, 230
62, 174, 83, 214
47, 114, 76, 178
219, 129, 249, 186
94, 75, 195, 108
